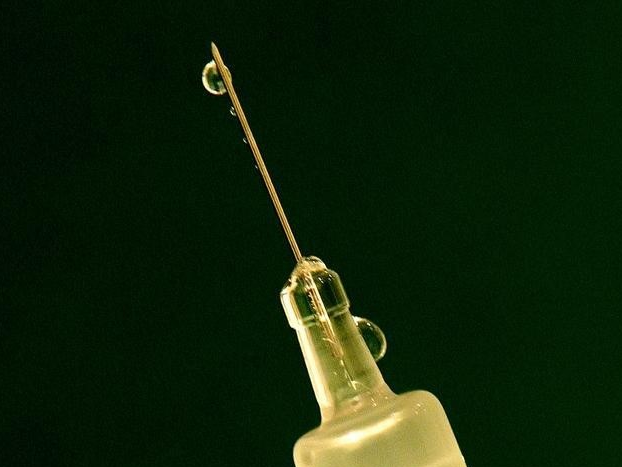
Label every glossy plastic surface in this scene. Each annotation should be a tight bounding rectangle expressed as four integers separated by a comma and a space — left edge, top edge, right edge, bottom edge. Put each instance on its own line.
294, 390, 466, 467
281, 257, 466, 467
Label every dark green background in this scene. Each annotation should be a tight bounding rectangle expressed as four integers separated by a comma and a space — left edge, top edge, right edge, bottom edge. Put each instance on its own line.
3, 1, 621, 466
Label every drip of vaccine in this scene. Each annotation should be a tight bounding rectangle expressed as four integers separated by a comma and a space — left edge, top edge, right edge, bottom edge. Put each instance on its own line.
204, 43, 467, 467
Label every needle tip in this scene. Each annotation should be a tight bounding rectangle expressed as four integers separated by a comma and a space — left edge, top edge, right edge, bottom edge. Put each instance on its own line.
211, 42, 218, 55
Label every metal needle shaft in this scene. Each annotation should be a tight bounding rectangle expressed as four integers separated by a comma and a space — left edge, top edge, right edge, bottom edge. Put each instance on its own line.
210, 42, 303, 263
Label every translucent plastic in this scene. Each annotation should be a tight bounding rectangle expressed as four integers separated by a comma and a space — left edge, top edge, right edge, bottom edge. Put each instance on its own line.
294, 390, 465, 467
281, 257, 466, 467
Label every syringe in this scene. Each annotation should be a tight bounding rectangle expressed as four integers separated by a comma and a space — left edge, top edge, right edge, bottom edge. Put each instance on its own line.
203, 43, 467, 467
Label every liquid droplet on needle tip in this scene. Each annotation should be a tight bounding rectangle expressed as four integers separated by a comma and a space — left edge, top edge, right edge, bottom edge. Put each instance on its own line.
202, 60, 226, 95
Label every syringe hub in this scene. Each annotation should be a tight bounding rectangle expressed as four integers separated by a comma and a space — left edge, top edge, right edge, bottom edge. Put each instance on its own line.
280, 256, 349, 329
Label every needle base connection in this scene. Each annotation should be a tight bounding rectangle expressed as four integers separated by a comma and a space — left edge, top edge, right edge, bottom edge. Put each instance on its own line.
281, 257, 466, 467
